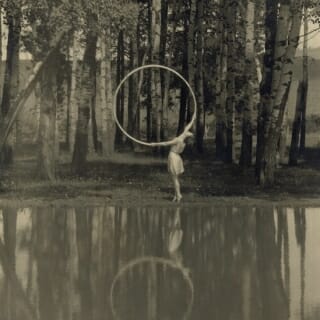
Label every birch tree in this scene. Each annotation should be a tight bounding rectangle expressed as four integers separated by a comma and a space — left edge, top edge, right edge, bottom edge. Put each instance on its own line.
289, 2, 309, 165
225, 0, 237, 163
215, 0, 228, 160
0, 0, 21, 165
256, 0, 304, 185
100, 28, 115, 157
151, 0, 162, 142
72, 14, 98, 173
195, 0, 205, 152
37, 54, 58, 180
240, 0, 255, 167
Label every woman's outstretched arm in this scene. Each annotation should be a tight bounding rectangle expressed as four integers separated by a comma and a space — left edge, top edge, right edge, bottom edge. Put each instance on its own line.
150, 137, 178, 147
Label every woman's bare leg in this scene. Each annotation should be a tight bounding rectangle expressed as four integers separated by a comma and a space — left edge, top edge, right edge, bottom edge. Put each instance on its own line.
172, 174, 182, 202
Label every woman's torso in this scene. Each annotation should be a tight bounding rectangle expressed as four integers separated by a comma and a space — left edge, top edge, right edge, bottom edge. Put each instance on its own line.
170, 138, 185, 154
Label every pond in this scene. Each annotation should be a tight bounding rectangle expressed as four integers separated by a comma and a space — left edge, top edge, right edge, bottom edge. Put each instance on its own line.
0, 205, 319, 320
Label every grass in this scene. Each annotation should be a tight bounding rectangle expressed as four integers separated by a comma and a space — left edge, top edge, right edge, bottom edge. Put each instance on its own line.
1, 147, 320, 207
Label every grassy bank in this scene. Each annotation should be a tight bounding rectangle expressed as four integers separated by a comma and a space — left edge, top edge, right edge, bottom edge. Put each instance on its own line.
1, 148, 320, 207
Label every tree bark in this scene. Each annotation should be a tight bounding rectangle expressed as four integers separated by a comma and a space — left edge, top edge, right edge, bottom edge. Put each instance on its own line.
151, 0, 162, 142
255, 0, 278, 178
299, 6, 308, 156
240, 0, 255, 167
37, 53, 58, 181
177, 13, 189, 135
115, 30, 125, 146
289, 81, 304, 165
72, 20, 98, 174
257, 0, 303, 185
225, 0, 237, 163
195, 0, 205, 153
187, 0, 197, 125
0, 3, 21, 165
215, 3, 227, 160
69, 33, 80, 156
100, 27, 115, 157
0, 31, 66, 152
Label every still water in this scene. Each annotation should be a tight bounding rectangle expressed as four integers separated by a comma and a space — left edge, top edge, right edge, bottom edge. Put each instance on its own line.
0, 205, 319, 320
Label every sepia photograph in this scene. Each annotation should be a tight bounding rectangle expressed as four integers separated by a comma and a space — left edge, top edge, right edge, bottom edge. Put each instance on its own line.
0, 0, 320, 319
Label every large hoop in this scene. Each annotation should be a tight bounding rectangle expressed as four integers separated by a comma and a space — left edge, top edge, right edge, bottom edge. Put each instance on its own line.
110, 256, 194, 320
113, 64, 197, 147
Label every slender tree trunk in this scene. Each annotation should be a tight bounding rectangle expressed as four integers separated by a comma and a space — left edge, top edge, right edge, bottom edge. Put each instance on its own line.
91, 63, 99, 153
163, 0, 179, 139
127, 35, 138, 143
215, 4, 227, 160
240, 0, 255, 167
72, 21, 97, 173
225, 0, 237, 163
299, 6, 308, 156
0, 6, 2, 99
256, 0, 278, 178
0, 31, 66, 154
146, 0, 153, 141
289, 81, 303, 165
100, 27, 115, 157
65, 49, 72, 151
160, 0, 169, 140
56, 51, 66, 154
151, 0, 162, 142
69, 34, 80, 156
37, 54, 58, 181
187, 0, 197, 125
115, 30, 125, 146
177, 14, 189, 135
257, 0, 303, 185
0, 4, 21, 165
279, 107, 289, 163
195, 0, 205, 153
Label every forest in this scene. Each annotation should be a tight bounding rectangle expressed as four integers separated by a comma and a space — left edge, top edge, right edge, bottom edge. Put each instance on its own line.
0, 0, 320, 200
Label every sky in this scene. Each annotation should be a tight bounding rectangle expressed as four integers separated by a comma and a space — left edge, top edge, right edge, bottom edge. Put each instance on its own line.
298, 22, 320, 48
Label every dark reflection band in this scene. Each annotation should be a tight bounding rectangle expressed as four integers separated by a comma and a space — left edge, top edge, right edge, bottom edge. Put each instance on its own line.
110, 256, 194, 320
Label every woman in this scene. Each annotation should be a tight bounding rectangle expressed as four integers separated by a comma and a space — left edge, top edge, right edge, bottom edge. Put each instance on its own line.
151, 129, 193, 202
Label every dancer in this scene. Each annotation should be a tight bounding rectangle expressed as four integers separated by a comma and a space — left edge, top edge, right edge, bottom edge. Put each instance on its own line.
151, 128, 193, 202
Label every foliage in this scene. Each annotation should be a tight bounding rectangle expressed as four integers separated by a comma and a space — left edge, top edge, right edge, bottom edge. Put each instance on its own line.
19, 0, 139, 60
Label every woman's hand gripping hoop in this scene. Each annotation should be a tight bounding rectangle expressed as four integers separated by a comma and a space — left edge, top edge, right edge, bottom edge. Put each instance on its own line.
112, 64, 197, 146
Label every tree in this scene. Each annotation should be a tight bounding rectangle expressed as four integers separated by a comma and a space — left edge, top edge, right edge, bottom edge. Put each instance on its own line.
21, 0, 73, 180
239, 0, 255, 168
225, 0, 237, 163
72, 12, 98, 173
195, 0, 205, 152
256, 0, 304, 186
215, 0, 228, 161
289, 2, 309, 165
151, 0, 162, 143
37, 54, 58, 180
100, 27, 115, 157
0, 0, 21, 165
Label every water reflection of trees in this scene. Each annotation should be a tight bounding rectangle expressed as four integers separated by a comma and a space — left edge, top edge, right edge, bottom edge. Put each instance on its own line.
0, 206, 306, 320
